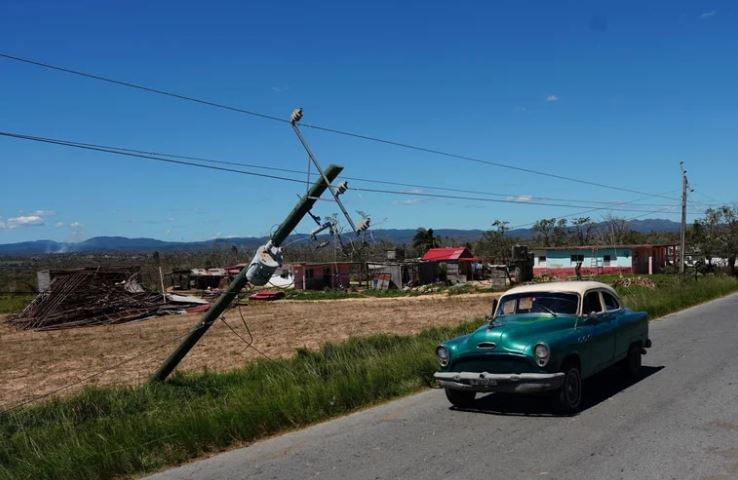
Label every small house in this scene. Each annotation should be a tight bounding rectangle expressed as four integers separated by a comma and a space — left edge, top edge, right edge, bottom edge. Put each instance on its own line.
531, 244, 678, 277
167, 268, 227, 290
291, 262, 352, 290
366, 261, 433, 289
421, 247, 481, 283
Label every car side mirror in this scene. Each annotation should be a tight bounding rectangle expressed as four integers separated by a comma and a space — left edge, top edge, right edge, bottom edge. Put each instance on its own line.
584, 311, 599, 322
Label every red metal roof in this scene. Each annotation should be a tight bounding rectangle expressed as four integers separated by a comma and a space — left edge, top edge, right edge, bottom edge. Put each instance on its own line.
421, 247, 476, 262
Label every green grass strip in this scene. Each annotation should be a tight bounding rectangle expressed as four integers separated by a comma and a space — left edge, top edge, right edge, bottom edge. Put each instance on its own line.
0, 294, 35, 314
1, 275, 737, 480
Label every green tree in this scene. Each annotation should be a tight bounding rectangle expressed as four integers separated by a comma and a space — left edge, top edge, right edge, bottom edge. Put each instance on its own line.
720, 206, 738, 276
599, 214, 631, 245
693, 206, 738, 274
476, 220, 514, 262
533, 218, 556, 247
692, 208, 724, 269
552, 218, 569, 246
571, 217, 594, 246
412, 227, 439, 255
533, 218, 569, 246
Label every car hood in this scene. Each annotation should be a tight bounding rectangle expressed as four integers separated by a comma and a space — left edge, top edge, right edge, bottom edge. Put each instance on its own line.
454, 314, 578, 354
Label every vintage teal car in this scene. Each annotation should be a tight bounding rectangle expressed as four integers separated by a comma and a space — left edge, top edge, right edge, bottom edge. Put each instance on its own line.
434, 281, 651, 413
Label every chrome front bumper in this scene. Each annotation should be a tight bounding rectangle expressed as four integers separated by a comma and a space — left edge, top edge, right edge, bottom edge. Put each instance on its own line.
434, 371, 565, 393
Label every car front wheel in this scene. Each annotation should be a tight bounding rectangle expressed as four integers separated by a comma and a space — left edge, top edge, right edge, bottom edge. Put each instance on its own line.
445, 388, 476, 408
553, 363, 582, 414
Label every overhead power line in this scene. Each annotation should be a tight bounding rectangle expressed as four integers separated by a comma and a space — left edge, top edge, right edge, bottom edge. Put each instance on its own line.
0, 52, 678, 201
0, 53, 287, 124
350, 186, 686, 214
0, 131, 306, 184
623, 207, 680, 223
508, 189, 681, 230
20, 134, 678, 209
690, 188, 733, 209
0, 129, 696, 215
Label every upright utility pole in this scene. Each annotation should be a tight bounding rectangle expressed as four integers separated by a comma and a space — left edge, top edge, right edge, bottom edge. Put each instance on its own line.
151, 164, 343, 383
679, 161, 689, 274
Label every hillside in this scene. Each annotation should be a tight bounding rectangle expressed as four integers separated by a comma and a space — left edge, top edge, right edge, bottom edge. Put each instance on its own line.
0, 219, 682, 255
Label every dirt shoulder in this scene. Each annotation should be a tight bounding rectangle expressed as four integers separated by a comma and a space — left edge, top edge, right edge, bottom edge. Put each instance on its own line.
0, 292, 497, 407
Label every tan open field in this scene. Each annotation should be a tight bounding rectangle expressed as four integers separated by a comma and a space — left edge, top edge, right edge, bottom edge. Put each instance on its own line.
0, 292, 497, 408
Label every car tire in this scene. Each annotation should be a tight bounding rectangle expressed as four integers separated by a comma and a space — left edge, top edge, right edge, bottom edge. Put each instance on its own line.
444, 388, 476, 408
553, 363, 582, 414
623, 343, 642, 378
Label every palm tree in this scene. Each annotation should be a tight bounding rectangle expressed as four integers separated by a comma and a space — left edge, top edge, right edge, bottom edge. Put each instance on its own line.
413, 227, 439, 254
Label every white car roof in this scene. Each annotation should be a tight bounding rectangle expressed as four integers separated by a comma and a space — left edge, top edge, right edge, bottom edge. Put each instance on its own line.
502, 281, 617, 297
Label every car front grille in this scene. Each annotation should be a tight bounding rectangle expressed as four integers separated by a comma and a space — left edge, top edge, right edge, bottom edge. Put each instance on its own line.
451, 353, 535, 374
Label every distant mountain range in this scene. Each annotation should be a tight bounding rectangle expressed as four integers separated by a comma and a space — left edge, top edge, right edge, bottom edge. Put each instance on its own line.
0, 219, 681, 255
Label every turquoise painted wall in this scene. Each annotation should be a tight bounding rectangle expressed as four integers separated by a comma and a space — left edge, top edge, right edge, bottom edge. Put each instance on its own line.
534, 248, 632, 268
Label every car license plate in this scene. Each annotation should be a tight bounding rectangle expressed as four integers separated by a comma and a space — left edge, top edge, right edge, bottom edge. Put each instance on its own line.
469, 378, 497, 386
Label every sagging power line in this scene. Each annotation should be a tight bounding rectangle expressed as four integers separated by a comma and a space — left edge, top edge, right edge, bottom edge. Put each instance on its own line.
0, 130, 697, 214
1, 134, 679, 208
508, 189, 682, 231
0, 52, 679, 202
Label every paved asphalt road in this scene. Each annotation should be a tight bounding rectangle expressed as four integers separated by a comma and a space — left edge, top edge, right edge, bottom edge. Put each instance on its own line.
148, 294, 738, 480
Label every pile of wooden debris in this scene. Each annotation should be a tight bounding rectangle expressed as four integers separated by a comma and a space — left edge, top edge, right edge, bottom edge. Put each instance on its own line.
8, 268, 206, 331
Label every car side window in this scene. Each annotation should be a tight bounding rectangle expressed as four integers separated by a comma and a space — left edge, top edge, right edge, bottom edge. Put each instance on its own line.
602, 291, 620, 311
582, 291, 603, 315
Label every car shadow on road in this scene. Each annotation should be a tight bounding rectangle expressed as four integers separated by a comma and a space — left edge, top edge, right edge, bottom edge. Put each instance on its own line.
451, 365, 665, 417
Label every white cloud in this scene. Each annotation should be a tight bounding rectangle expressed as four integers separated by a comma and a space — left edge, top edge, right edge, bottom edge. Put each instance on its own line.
31, 210, 55, 217
700, 10, 717, 19
546, 95, 559, 103
507, 195, 533, 203
55, 221, 65, 228
395, 189, 425, 205
514, 106, 528, 112
6, 215, 45, 228
0, 209, 57, 229
70, 221, 82, 228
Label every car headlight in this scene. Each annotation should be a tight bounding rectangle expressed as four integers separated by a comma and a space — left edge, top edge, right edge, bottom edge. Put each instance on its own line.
534, 343, 550, 367
436, 346, 450, 367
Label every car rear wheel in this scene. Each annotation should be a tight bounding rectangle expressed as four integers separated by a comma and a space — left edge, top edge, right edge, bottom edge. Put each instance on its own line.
622, 343, 643, 378
553, 363, 582, 414
444, 388, 476, 408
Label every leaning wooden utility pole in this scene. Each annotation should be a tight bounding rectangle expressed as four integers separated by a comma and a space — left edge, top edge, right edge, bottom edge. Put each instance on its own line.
151, 163, 344, 383
679, 161, 689, 274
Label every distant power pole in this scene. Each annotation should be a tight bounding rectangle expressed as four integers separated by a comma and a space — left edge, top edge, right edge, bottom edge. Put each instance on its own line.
679, 161, 689, 274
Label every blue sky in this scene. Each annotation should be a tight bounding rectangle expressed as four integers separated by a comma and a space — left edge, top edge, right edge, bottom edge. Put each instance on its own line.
1, 0, 735, 243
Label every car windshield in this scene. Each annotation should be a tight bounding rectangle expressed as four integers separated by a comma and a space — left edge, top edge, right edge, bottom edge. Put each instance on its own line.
496, 292, 579, 317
